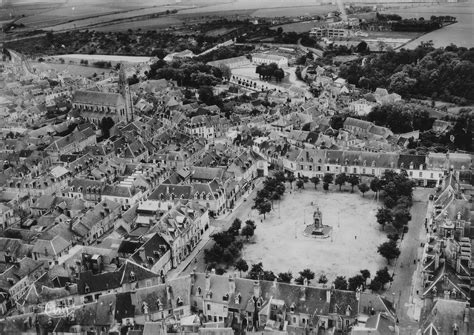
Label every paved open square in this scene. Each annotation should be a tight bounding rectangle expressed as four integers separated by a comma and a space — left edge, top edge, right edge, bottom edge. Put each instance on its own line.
242, 187, 387, 281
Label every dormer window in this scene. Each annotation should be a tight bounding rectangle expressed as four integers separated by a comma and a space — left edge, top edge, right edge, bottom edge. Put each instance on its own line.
453, 323, 459, 335
223, 293, 229, 301
345, 305, 352, 316
130, 271, 136, 282
290, 303, 295, 313
235, 293, 241, 304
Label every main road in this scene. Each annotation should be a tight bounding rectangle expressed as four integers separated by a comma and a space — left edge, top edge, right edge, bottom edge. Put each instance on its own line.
387, 187, 431, 335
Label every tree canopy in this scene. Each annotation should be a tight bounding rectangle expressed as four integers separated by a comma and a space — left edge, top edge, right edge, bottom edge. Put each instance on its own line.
339, 43, 474, 104
333, 276, 348, 290
377, 240, 401, 263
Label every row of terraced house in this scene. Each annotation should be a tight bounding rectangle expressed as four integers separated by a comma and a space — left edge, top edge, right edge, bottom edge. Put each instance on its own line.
253, 142, 472, 187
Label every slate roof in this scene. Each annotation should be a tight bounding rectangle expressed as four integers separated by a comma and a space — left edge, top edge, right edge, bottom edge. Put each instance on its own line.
77, 260, 157, 295
329, 289, 359, 317
72, 199, 121, 237
420, 299, 472, 335
398, 154, 427, 169
190, 166, 226, 182
73, 90, 125, 107
69, 178, 105, 192
149, 184, 192, 201
130, 233, 170, 266
102, 185, 136, 198
115, 292, 135, 320
344, 117, 373, 131
31, 235, 71, 257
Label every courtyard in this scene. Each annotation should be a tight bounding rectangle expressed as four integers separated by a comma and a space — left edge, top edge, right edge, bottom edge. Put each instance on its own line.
241, 186, 387, 281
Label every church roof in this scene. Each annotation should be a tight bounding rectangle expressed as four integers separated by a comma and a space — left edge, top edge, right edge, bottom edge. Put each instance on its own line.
73, 90, 125, 107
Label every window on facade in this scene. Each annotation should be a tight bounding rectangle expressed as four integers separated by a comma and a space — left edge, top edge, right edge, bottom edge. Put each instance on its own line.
327, 166, 330, 171
353, 168, 357, 174
419, 172, 422, 178
309, 165, 313, 171
207, 304, 211, 311
372, 169, 375, 175
300, 165, 304, 170
409, 171, 413, 177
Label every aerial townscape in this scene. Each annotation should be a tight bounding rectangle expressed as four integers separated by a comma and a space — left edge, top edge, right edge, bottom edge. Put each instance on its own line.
0, 0, 473, 334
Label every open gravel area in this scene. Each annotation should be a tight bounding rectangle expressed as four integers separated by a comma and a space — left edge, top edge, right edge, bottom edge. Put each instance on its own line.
242, 186, 386, 282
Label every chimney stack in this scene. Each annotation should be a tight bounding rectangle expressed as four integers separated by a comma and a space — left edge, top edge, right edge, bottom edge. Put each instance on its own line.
205, 271, 211, 292
166, 285, 172, 303
300, 286, 306, 301
139, 247, 146, 262
228, 274, 235, 295
253, 280, 260, 298
434, 251, 440, 269
191, 267, 196, 286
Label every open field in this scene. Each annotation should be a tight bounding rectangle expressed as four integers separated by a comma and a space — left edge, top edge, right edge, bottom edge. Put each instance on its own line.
205, 27, 239, 37
90, 16, 183, 32
29, 61, 111, 77
241, 186, 387, 282
381, 2, 474, 48
253, 5, 338, 17
17, 5, 187, 31
49, 54, 152, 63
271, 20, 324, 33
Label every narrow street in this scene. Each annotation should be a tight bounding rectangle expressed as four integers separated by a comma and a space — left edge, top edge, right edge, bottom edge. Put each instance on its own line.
387, 188, 431, 335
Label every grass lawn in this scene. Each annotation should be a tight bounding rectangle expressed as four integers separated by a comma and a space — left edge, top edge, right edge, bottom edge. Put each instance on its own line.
241, 184, 387, 282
